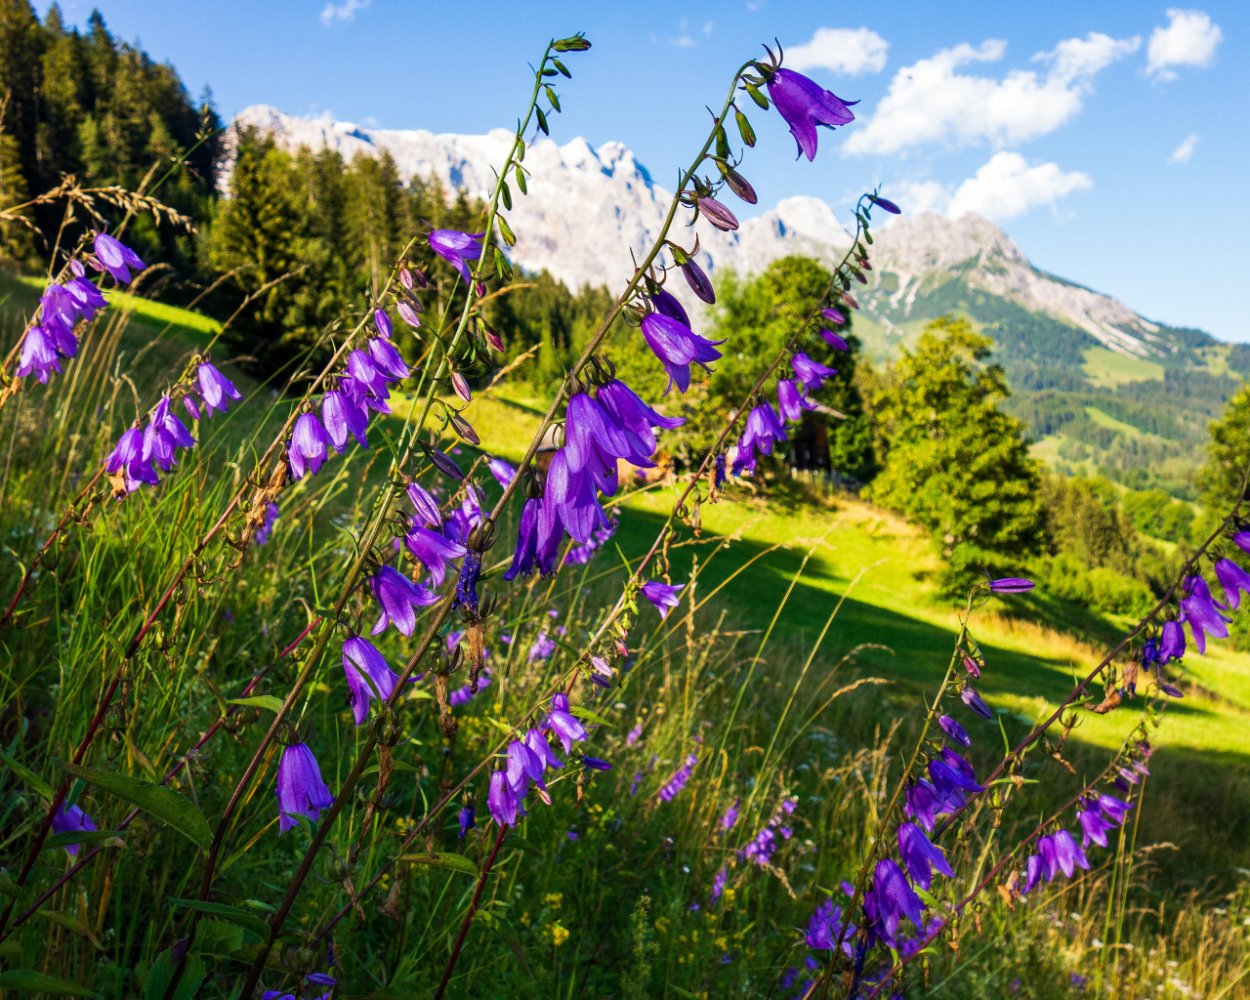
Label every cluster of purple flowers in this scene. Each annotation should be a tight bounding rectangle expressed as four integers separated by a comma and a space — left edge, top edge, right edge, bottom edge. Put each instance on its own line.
657, 752, 699, 802
505, 380, 683, 579
486, 693, 589, 827
17, 233, 143, 385
102, 363, 240, 496
286, 327, 408, 481
739, 795, 798, 867
564, 513, 617, 566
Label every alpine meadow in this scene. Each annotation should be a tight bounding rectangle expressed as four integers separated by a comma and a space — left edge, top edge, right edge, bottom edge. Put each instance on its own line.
3, 3, 1250, 998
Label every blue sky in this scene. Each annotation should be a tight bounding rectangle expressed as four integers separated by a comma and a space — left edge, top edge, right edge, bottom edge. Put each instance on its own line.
45, 1, 1249, 341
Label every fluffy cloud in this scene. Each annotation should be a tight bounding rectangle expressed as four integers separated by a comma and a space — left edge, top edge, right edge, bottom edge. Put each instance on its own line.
320, 0, 371, 26
946, 152, 1092, 221
1147, 9, 1223, 79
786, 27, 889, 75
1170, 133, 1198, 164
845, 32, 1137, 157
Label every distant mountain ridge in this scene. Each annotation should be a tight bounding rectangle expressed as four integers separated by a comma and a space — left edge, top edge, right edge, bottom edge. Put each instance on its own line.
230, 104, 1213, 364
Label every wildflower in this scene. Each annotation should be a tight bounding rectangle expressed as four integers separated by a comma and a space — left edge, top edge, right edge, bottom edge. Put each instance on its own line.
777, 379, 816, 423
736, 402, 787, 474
937, 714, 972, 748
1159, 620, 1186, 662
276, 742, 334, 833
142, 396, 195, 472
370, 565, 440, 637
867, 858, 924, 945
504, 497, 542, 580
1049, 828, 1090, 878
822, 307, 847, 326
639, 312, 724, 394
658, 753, 698, 801
960, 685, 993, 720
398, 300, 421, 328
1180, 575, 1231, 653
764, 68, 856, 162
820, 329, 850, 351
651, 289, 691, 326
458, 804, 475, 839
320, 389, 368, 453
374, 308, 392, 339
679, 256, 716, 304
640, 580, 684, 620
564, 516, 618, 567
698, 195, 739, 232
506, 739, 547, 799
564, 392, 636, 472
791, 352, 837, 392
988, 576, 1034, 594
487, 769, 519, 826
582, 756, 612, 770
105, 427, 159, 493
597, 379, 684, 459
1077, 797, 1112, 848
342, 637, 400, 726
870, 194, 902, 214
488, 456, 517, 488
449, 669, 492, 707
51, 802, 96, 856
428, 229, 485, 286
16, 325, 63, 383
255, 502, 280, 546
1214, 557, 1250, 610
196, 363, 242, 416
962, 655, 982, 678
542, 450, 608, 544
407, 481, 443, 527
806, 897, 855, 956
288, 412, 330, 480
898, 822, 954, 890
405, 525, 467, 587
92, 232, 146, 285
720, 799, 740, 831
546, 693, 587, 753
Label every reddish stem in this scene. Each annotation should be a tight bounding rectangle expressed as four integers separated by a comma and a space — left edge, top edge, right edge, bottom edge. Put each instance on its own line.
434, 824, 509, 1000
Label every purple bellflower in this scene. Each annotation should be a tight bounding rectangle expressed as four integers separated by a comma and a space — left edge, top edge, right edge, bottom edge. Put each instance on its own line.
821, 329, 850, 351
428, 229, 485, 286
342, 636, 400, 726
16, 324, 63, 383
765, 68, 856, 162
698, 195, 739, 232
545, 693, 588, 753
321, 388, 370, 452
276, 742, 334, 834
288, 412, 330, 480
868, 858, 924, 946
777, 379, 817, 423
937, 714, 972, 748
822, 306, 847, 326
1180, 575, 1231, 653
458, 804, 475, 839
679, 257, 716, 304
988, 576, 1034, 594
51, 802, 96, 856
105, 427, 159, 493
407, 481, 443, 527
640, 579, 684, 620
791, 352, 837, 392
196, 363, 242, 416
487, 769, 519, 827
542, 450, 608, 544
370, 565, 440, 637
1214, 557, 1250, 610
488, 456, 517, 488
651, 289, 691, 326
142, 396, 195, 472
960, 685, 993, 719
255, 502, 280, 546
658, 753, 699, 802
405, 525, 467, 587
898, 821, 955, 890
597, 379, 684, 459
640, 312, 724, 394
92, 232, 146, 285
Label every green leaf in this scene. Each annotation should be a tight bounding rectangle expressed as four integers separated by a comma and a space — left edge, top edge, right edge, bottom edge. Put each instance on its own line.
0, 750, 53, 800
45, 830, 125, 851
144, 949, 205, 1000
170, 897, 270, 937
227, 695, 284, 714
400, 851, 479, 876
571, 705, 614, 728
0, 971, 100, 997
192, 918, 246, 957
57, 762, 211, 851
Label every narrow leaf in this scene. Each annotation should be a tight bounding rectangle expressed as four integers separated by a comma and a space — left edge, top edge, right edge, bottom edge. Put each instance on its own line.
0, 971, 100, 998
400, 851, 480, 876
227, 695, 284, 714
170, 897, 270, 937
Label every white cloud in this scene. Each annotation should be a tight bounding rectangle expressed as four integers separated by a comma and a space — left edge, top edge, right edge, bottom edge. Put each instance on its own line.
1148, 9, 1222, 79
786, 27, 889, 76
845, 32, 1137, 157
320, 0, 370, 26
945, 151, 1092, 221
894, 180, 950, 217
1170, 133, 1198, 163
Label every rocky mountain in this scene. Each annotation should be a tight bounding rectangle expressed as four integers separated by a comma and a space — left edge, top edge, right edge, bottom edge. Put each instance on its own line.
231, 104, 1211, 365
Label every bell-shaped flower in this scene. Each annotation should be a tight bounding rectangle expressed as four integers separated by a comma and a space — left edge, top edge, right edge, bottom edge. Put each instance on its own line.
960, 684, 993, 719
405, 525, 467, 587
564, 392, 634, 472
341, 636, 400, 726
937, 714, 972, 748
105, 427, 159, 493
598, 378, 684, 459
487, 769, 519, 827
1214, 558, 1250, 610
640, 312, 724, 394
640, 580, 684, 620
92, 232, 146, 285
898, 821, 954, 890
367, 336, 409, 381
1050, 828, 1090, 878
542, 450, 607, 544
545, 692, 587, 754
288, 412, 330, 480
429, 229, 485, 286
1180, 575, 1231, 653
52, 802, 96, 856
321, 388, 369, 452
868, 858, 924, 946
407, 481, 442, 527
651, 289, 690, 326
765, 68, 856, 162
276, 742, 334, 834
777, 379, 816, 423
791, 352, 836, 393
370, 564, 440, 637
680, 257, 716, 304
196, 363, 242, 416
16, 325, 63, 383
